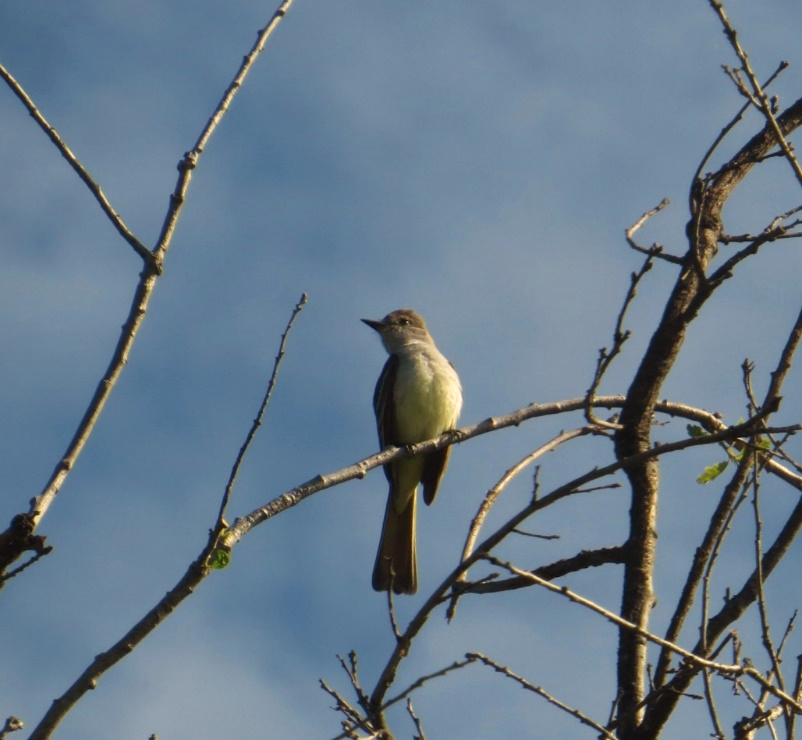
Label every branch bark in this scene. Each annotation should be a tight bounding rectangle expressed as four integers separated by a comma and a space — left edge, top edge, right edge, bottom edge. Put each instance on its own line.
615, 93, 802, 737
0, 0, 297, 580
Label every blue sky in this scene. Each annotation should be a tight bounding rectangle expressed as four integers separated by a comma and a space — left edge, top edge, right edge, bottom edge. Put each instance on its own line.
3, 1, 802, 738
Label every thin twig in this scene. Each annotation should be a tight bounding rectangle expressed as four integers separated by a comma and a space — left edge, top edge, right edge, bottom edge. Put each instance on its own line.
625, 198, 680, 263
776, 611, 798, 662
406, 699, 426, 740
486, 556, 802, 714
644, 466, 802, 734
511, 528, 560, 539
28, 547, 215, 740
789, 655, 802, 737
214, 292, 308, 531
691, 60, 789, 214
27, 292, 307, 740
707, 214, 799, 288
586, 250, 657, 428
150, 0, 296, 264
702, 665, 726, 739
653, 335, 801, 688
0, 546, 53, 585
763, 304, 802, 414
698, 469, 749, 660
338, 652, 371, 716
0, 65, 152, 263
0, 717, 24, 740
709, 0, 802, 187
460, 545, 626, 596
468, 652, 618, 739
722, 203, 802, 245
447, 426, 591, 621
320, 679, 375, 739
384, 657, 477, 711
750, 452, 789, 736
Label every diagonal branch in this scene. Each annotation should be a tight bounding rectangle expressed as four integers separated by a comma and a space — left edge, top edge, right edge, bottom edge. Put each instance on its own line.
150, 0, 296, 263
0, 65, 153, 264
614, 90, 802, 733
23, 382, 798, 739
461, 545, 627, 596
214, 292, 308, 533
709, 0, 802, 188
469, 652, 618, 740
447, 426, 593, 621
653, 451, 751, 688
27, 289, 305, 739
690, 59, 788, 207
488, 557, 802, 719
639, 467, 802, 737
0, 0, 298, 579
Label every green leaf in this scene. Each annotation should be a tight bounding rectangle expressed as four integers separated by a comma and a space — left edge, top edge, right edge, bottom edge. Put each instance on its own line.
687, 424, 707, 439
697, 460, 729, 484
209, 548, 231, 570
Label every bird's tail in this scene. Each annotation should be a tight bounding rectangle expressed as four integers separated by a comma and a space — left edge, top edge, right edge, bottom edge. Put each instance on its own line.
372, 488, 417, 595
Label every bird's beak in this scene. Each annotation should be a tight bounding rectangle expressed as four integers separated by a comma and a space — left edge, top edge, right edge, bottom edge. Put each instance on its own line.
361, 318, 386, 333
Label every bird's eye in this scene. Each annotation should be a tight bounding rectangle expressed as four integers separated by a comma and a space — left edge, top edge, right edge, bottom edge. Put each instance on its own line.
399, 318, 410, 325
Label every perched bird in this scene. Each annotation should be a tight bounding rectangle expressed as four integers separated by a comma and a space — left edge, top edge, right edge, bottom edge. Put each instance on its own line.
362, 309, 462, 594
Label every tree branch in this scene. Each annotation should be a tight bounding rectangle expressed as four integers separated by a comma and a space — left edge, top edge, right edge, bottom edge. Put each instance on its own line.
614, 88, 802, 734
0, 65, 153, 264
0, 0, 298, 579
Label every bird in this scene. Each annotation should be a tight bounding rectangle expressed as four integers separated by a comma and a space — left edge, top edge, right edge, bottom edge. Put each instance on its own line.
362, 309, 462, 594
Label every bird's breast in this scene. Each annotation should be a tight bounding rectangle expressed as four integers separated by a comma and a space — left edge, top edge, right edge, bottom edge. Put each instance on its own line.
393, 349, 462, 443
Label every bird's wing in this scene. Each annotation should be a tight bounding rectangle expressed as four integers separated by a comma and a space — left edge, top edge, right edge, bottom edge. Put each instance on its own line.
374, 354, 399, 484
421, 446, 451, 505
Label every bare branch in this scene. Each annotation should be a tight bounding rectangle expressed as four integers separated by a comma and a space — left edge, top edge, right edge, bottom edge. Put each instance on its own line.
702, 665, 726, 740
383, 586, 402, 641
709, 0, 802, 187
321, 679, 376, 740
363, 415, 796, 730
642, 464, 802, 735
406, 699, 426, 740
28, 549, 213, 740
486, 556, 802, 715
151, 0, 296, 263
763, 304, 802, 414
625, 198, 681, 264
0, 65, 152, 264
338, 652, 371, 716
459, 545, 627, 597
384, 657, 478, 711
615, 69, 802, 729
468, 652, 618, 740
691, 60, 788, 206
653, 452, 752, 687
734, 704, 785, 740
447, 426, 592, 621
27, 288, 305, 739
223, 397, 797, 550
0, 0, 299, 579
0, 717, 24, 740
24, 393, 782, 740
751, 463, 786, 696
214, 293, 308, 532
0, 544, 53, 587
24, 263, 162, 540
586, 248, 659, 428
